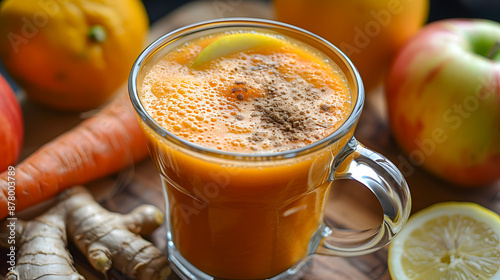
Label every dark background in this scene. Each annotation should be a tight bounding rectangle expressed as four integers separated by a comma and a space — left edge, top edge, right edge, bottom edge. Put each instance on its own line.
1, 0, 499, 89
139, 0, 500, 24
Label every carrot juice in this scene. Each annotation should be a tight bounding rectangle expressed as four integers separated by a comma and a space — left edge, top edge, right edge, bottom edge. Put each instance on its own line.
130, 19, 411, 280
135, 23, 354, 279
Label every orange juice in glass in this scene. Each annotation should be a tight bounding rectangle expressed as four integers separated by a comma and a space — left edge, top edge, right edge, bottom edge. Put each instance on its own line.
129, 18, 410, 280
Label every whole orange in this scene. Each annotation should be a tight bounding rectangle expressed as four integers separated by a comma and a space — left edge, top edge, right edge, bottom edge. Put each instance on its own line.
0, 0, 149, 111
274, 0, 428, 92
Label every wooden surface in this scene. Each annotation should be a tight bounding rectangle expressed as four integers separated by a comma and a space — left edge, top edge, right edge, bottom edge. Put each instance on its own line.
2, 1, 500, 279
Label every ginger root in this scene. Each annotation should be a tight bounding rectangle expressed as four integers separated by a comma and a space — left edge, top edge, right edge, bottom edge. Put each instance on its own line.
0, 186, 170, 280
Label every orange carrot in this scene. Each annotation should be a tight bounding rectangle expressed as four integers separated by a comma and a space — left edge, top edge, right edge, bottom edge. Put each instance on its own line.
0, 92, 149, 219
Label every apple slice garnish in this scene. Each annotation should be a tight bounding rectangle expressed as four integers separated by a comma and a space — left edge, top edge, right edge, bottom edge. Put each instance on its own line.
192, 33, 285, 68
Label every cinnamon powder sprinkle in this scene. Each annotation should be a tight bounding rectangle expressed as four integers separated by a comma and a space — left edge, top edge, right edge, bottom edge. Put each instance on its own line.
228, 57, 333, 145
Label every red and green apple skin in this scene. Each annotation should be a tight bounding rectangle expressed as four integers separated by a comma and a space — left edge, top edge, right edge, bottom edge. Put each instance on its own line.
386, 19, 500, 187
0, 74, 23, 172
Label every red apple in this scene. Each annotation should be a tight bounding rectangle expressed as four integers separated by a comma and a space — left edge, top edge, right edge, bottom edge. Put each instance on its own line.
0, 74, 23, 172
386, 19, 500, 187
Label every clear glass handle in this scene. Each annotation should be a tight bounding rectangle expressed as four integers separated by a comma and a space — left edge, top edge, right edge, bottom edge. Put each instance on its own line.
315, 137, 411, 256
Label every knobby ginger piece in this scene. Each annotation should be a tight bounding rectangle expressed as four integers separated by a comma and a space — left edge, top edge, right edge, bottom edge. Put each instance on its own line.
0, 186, 170, 280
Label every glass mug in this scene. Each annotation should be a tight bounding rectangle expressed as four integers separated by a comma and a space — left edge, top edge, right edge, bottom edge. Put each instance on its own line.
129, 18, 411, 280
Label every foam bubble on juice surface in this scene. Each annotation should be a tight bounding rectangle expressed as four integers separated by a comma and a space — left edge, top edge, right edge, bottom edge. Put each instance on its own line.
140, 31, 351, 153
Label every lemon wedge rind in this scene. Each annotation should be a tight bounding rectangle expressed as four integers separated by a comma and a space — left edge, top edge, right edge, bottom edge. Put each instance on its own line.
192, 33, 285, 68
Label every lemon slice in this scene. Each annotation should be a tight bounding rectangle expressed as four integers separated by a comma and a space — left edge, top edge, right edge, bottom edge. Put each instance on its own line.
192, 33, 285, 68
389, 202, 500, 280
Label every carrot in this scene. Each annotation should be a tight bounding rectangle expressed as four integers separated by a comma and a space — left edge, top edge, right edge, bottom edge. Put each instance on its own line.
0, 92, 149, 220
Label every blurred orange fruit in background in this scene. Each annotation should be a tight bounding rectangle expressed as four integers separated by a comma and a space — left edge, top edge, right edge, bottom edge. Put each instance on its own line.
274, 0, 428, 92
0, 0, 149, 111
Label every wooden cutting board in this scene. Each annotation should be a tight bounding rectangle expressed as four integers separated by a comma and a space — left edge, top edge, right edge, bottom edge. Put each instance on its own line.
2, 1, 499, 280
